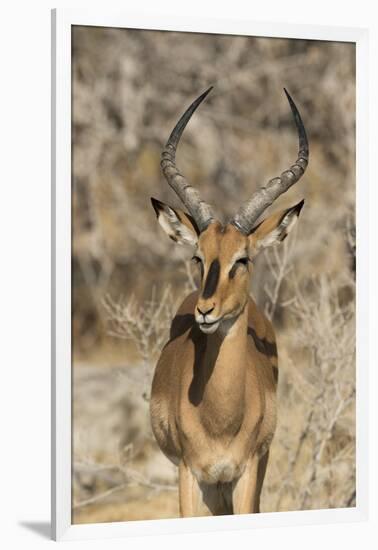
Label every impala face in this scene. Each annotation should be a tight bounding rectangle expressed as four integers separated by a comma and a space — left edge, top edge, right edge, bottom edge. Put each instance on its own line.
193, 223, 251, 333
151, 198, 304, 334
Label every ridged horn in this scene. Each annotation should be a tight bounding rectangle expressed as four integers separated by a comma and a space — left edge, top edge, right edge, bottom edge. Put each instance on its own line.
231, 88, 309, 234
161, 87, 215, 232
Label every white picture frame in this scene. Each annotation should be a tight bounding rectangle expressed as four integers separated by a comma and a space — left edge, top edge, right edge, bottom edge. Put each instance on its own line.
51, 8, 369, 541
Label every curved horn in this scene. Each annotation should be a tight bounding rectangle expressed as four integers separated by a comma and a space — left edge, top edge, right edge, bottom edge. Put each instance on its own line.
231, 88, 309, 235
161, 87, 215, 232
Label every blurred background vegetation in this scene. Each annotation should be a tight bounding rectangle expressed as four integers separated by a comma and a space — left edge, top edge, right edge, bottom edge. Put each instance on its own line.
72, 26, 355, 523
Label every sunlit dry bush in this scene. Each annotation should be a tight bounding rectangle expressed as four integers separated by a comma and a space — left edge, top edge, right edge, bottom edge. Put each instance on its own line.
73, 257, 355, 520
72, 27, 355, 353
260, 240, 355, 512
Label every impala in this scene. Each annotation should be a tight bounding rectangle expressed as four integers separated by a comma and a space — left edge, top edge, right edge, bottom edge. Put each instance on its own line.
149, 87, 309, 516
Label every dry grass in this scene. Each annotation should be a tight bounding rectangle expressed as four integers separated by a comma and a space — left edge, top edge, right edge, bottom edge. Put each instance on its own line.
73, 247, 355, 522
71, 27, 355, 523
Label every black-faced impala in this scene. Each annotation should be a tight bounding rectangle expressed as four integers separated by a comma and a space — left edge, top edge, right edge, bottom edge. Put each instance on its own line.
149, 87, 309, 516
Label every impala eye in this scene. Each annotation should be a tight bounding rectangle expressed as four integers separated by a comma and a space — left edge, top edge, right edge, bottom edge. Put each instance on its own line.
191, 255, 202, 264
236, 257, 249, 266
229, 257, 249, 279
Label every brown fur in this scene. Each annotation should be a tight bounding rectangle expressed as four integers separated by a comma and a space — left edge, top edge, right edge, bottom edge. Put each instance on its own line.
151, 292, 277, 515
150, 210, 300, 517
150, 291, 278, 516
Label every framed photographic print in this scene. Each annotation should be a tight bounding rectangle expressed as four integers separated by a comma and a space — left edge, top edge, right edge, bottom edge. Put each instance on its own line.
51, 8, 369, 541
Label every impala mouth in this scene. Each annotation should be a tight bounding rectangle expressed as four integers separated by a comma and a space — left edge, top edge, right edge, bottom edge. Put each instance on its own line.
198, 319, 221, 334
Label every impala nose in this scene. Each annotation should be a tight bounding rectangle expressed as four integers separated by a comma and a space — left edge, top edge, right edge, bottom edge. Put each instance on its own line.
197, 305, 215, 316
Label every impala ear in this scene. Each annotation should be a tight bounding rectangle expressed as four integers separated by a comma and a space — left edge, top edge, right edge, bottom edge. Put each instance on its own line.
248, 200, 304, 256
151, 197, 199, 246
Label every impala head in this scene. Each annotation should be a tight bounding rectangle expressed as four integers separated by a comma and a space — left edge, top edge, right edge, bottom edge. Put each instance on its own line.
152, 87, 309, 334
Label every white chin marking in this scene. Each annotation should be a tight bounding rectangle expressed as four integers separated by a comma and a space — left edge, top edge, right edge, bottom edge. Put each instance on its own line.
199, 322, 220, 334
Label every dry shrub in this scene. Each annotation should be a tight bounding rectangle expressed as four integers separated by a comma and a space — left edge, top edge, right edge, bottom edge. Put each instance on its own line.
261, 241, 355, 511
73, 244, 355, 518
72, 27, 355, 354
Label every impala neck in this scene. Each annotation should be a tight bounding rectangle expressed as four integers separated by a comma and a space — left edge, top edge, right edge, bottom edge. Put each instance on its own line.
189, 305, 249, 433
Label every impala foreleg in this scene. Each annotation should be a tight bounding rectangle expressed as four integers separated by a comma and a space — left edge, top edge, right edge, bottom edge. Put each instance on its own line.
253, 450, 269, 513
179, 461, 203, 517
179, 461, 232, 516
232, 454, 259, 514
